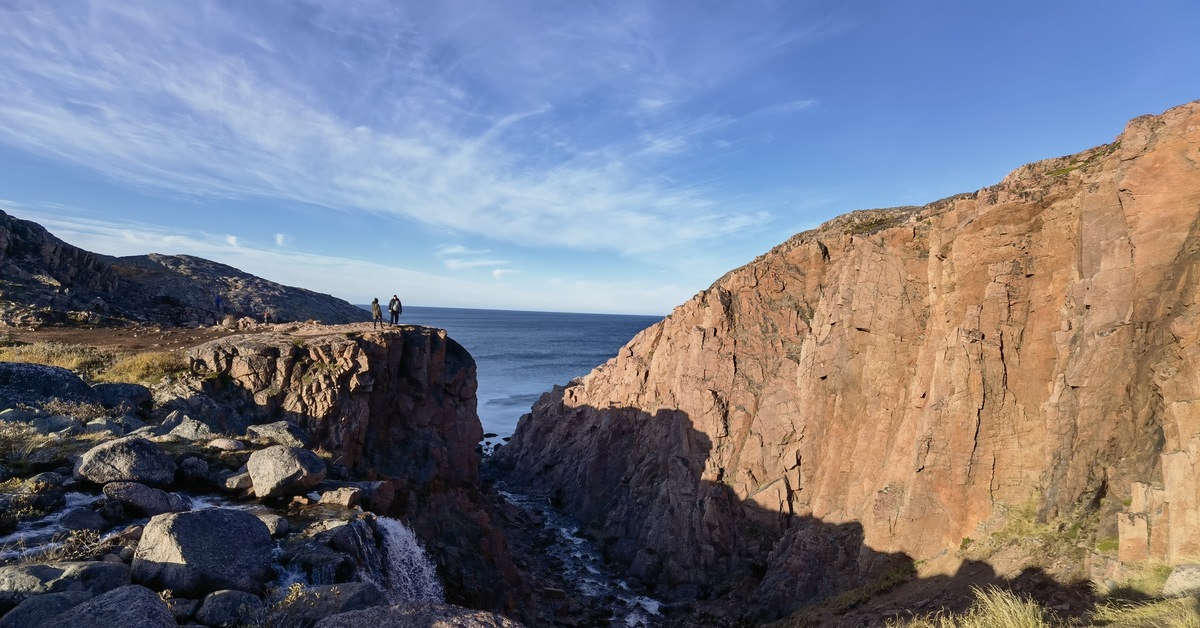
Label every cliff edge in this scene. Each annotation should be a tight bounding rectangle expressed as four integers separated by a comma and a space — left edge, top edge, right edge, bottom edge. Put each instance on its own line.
495, 100, 1200, 619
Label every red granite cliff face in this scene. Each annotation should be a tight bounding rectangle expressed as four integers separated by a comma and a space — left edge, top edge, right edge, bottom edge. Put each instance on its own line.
496, 101, 1200, 614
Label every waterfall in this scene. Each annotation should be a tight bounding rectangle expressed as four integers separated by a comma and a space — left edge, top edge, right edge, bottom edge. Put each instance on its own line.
355, 516, 444, 604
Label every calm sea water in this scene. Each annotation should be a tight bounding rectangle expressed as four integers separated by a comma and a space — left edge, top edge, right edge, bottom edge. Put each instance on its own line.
397, 306, 661, 441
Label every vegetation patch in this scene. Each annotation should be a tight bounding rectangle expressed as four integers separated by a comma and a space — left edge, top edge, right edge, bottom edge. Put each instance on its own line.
765, 562, 917, 627
0, 341, 188, 385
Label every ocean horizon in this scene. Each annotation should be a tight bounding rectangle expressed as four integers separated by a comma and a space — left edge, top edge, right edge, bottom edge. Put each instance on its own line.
362, 304, 662, 442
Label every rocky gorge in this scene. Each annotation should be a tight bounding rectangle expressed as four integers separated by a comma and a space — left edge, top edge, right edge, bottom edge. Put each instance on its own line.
494, 99, 1200, 623
4, 98, 1200, 627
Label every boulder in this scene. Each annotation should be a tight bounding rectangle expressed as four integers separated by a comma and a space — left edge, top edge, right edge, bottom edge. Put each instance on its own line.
0, 561, 130, 615
73, 437, 176, 487
208, 437, 246, 451
314, 603, 524, 628
195, 589, 267, 627
132, 508, 272, 597
84, 418, 124, 436
319, 487, 362, 508
247, 445, 326, 498
169, 417, 216, 441
0, 363, 99, 410
114, 414, 145, 432
42, 584, 174, 628
271, 582, 384, 627
0, 408, 40, 424
31, 415, 82, 435
1162, 564, 1200, 598
59, 508, 110, 532
0, 590, 90, 628
102, 482, 192, 517
91, 383, 152, 417
222, 471, 253, 491
179, 457, 210, 482
257, 513, 289, 537
246, 420, 309, 447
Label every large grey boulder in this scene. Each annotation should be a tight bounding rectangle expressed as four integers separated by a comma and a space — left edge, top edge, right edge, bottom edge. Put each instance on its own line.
0, 590, 89, 628
43, 585, 174, 628
246, 420, 309, 447
59, 508, 110, 532
170, 417, 216, 441
195, 589, 267, 627
73, 437, 176, 486
0, 561, 130, 615
314, 603, 524, 628
102, 481, 192, 517
131, 508, 272, 597
247, 445, 326, 498
0, 363, 99, 410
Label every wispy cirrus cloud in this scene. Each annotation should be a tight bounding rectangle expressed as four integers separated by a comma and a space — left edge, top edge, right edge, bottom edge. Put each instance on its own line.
0, 1, 823, 257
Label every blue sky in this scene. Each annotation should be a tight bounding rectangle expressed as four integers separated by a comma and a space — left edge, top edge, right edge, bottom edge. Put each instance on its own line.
1, 1, 1197, 315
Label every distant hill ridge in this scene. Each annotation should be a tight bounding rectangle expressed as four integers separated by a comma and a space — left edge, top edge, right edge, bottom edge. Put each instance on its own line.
0, 210, 369, 327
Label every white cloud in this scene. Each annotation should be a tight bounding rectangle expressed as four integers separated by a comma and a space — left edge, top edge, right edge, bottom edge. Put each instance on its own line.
492, 268, 516, 280
225, 235, 239, 247
275, 233, 287, 246
0, 1, 817, 257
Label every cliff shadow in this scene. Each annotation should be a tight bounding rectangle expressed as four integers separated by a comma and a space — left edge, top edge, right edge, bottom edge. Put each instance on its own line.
492, 405, 1097, 626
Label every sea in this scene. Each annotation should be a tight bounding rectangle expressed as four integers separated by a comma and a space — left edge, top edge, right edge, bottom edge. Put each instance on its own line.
396, 306, 662, 443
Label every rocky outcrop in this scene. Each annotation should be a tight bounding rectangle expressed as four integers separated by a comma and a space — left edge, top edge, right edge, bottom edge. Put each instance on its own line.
187, 327, 520, 612
314, 603, 525, 628
247, 445, 327, 498
496, 100, 1200, 616
41, 585, 175, 628
0, 209, 369, 326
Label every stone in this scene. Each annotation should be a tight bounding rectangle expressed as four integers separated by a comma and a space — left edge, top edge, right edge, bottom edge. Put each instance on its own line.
352, 481, 395, 514
0, 590, 90, 628
270, 582, 384, 627
246, 420, 309, 448
31, 415, 82, 435
222, 471, 253, 491
207, 437, 246, 451
256, 513, 289, 537
73, 436, 176, 487
59, 508, 110, 532
247, 445, 326, 498
1162, 564, 1200, 598
165, 596, 200, 622
132, 508, 272, 597
179, 456, 209, 481
42, 584, 174, 628
84, 418, 124, 436
91, 383, 152, 417
0, 561, 130, 615
319, 487, 362, 508
0, 408, 39, 424
114, 414, 145, 432
314, 603, 524, 628
169, 417, 216, 441
195, 589, 267, 627
102, 481, 192, 517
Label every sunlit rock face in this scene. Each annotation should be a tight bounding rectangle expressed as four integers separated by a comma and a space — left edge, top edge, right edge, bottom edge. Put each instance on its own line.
497, 101, 1200, 612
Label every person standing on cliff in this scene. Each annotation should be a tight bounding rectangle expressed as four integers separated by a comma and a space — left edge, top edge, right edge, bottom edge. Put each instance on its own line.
370, 298, 383, 329
388, 294, 402, 326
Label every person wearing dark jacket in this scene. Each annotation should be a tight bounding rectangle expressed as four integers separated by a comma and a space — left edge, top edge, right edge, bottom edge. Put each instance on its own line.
388, 294, 402, 325
370, 298, 383, 329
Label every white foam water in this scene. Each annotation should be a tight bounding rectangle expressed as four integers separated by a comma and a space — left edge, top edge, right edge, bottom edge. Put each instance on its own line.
352, 517, 444, 604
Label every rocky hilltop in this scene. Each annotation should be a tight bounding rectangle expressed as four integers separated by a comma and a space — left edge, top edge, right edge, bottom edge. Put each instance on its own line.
0, 211, 369, 327
496, 100, 1200, 620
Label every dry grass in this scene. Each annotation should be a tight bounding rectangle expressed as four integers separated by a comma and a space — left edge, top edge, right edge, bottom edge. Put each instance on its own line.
93, 350, 188, 385
887, 587, 1053, 628
0, 341, 188, 385
18, 529, 116, 564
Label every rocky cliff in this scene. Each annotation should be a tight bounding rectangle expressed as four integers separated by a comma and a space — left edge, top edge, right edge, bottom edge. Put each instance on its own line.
0, 211, 368, 326
187, 326, 521, 611
495, 101, 1200, 618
